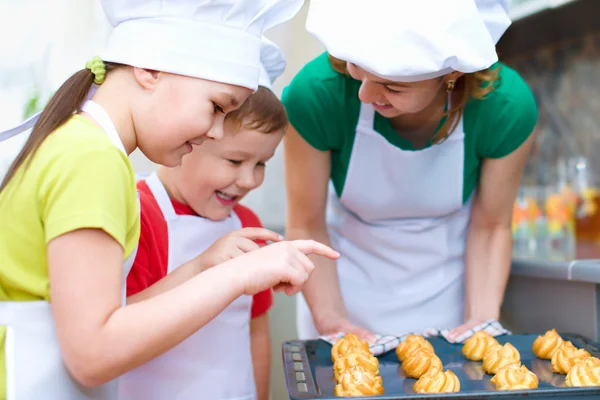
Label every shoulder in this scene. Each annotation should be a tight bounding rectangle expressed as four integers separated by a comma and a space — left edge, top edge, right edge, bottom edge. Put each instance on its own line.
465, 63, 538, 159
234, 204, 263, 228
37, 115, 133, 178
282, 52, 361, 151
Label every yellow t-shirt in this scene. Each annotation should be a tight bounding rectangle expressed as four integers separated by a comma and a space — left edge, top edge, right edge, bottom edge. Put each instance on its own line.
0, 115, 140, 398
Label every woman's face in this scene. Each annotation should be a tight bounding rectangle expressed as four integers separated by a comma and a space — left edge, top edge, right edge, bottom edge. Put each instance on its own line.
134, 71, 253, 167
347, 62, 446, 118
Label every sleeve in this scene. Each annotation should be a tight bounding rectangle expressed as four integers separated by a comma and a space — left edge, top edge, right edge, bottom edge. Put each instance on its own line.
126, 181, 169, 297
41, 148, 134, 248
281, 56, 344, 152
477, 73, 539, 159
234, 204, 274, 317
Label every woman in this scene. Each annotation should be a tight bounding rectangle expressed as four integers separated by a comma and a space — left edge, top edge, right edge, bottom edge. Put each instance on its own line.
0, 1, 339, 399
283, 0, 538, 340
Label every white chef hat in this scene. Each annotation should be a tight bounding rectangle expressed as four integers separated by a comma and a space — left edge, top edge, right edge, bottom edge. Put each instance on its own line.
258, 38, 286, 90
306, 0, 512, 82
99, 0, 303, 90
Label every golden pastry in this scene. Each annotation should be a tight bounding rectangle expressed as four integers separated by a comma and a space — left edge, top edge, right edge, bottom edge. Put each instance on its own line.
396, 334, 434, 362
532, 329, 563, 360
331, 333, 370, 362
334, 365, 384, 397
490, 363, 539, 390
333, 349, 380, 381
551, 341, 591, 374
413, 368, 460, 393
566, 357, 600, 387
482, 343, 520, 375
462, 331, 499, 361
402, 348, 443, 379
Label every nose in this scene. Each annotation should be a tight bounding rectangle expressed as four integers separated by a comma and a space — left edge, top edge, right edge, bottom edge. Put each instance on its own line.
358, 79, 381, 104
206, 115, 225, 141
237, 168, 257, 190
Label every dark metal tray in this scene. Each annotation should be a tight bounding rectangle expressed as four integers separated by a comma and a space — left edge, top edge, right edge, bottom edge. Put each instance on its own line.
282, 333, 600, 399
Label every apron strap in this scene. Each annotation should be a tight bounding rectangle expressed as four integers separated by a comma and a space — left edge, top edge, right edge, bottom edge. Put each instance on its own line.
357, 102, 375, 130
145, 172, 176, 218
80, 100, 127, 155
0, 112, 40, 143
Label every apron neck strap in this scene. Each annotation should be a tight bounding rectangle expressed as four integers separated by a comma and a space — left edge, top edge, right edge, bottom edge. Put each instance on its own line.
358, 102, 376, 128
80, 100, 127, 156
145, 172, 176, 218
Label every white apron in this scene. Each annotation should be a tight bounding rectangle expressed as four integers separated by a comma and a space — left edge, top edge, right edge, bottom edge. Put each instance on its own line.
0, 100, 138, 399
118, 173, 255, 400
297, 102, 472, 338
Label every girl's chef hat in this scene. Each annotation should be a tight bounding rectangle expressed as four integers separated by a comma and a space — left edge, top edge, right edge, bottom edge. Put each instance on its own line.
306, 0, 511, 82
99, 0, 303, 90
258, 38, 286, 90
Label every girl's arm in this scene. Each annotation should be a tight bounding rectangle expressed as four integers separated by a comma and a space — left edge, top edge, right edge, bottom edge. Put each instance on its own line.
48, 229, 337, 387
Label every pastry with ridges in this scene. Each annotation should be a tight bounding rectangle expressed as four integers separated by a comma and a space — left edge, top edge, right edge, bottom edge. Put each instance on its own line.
490, 363, 539, 390
482, 343, 520, 375
413, 367, 460, 393
462, 331, 499, 361
565, 357, 600, 387
532, 329, 563, 360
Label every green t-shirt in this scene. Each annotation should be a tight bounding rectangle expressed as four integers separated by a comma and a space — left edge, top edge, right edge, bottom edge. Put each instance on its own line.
282, 52, 538, 203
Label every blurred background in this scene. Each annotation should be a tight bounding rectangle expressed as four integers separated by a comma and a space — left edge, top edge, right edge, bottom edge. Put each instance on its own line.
1, 0, 599, 398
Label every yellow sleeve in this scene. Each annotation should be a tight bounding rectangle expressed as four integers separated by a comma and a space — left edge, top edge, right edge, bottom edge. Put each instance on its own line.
40, 147, 137, 250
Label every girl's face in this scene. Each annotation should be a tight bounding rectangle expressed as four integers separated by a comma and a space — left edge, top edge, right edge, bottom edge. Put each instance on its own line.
134, 71, 252, 167
347, 62, 447, 118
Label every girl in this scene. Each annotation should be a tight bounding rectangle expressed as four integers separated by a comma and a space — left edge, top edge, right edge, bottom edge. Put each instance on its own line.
120, 38, 288, 400
283, 0, 538, 340
0, 1, 338, 399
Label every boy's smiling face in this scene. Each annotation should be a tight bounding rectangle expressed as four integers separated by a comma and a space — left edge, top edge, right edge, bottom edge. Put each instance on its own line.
172, 120, 283, 220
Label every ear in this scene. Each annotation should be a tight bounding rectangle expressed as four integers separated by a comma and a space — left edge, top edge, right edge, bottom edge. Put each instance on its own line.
444, 71, 465, 83
132, 67, 162, 90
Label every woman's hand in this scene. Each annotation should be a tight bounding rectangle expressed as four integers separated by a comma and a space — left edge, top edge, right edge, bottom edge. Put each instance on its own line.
197, 228, 283, 272
315, 313, 376, 342
447, 318, 487, 341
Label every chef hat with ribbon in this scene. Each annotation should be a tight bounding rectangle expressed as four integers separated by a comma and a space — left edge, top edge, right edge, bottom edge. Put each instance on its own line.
306, 0, 511, 82
99, 0, 303, 91
258, 37, 286, 90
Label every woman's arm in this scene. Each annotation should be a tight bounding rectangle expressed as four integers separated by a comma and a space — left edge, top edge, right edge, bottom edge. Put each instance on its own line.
457, 133, 535, 334
284, 125, 372, 339
48, 228, 338, 387
250, 313, 271, 400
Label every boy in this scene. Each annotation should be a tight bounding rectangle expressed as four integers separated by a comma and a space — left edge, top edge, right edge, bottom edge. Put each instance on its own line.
119, 40, 288, 400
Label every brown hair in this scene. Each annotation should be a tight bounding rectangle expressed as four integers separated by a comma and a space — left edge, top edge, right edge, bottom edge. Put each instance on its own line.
225, 86, 288, 135
0, 63, 121, 192
328, 54, 500, 143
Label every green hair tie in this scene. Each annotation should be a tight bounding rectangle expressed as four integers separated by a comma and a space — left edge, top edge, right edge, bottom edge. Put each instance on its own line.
85, 56, 106, 85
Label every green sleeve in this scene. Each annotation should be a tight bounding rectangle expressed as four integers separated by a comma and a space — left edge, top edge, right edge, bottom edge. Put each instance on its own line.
476, 67, 539, 159
282, 53, 347, 151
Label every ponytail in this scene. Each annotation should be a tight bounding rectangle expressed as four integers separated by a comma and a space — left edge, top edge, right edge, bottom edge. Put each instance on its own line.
0, 62, 118, 192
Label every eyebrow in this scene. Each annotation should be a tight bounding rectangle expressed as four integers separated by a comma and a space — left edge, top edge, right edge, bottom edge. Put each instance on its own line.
216, 93, 239, 108
226, 149, 254, 158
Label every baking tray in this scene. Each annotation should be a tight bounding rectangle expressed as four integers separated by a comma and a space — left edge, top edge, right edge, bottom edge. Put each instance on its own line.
283, 333, 600, 399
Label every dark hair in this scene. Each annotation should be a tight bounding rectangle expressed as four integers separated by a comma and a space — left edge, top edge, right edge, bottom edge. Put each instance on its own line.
225, 86, 288, 134
0, 62, 120, 192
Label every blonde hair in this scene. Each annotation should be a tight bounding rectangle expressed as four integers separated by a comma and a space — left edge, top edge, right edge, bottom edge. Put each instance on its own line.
328, 54, 500, 143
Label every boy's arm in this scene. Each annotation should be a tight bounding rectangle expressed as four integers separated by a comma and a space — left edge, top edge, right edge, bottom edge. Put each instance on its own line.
251, 312, 271, 400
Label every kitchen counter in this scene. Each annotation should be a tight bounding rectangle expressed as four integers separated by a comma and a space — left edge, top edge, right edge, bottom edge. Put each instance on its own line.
502, 241, 600, 342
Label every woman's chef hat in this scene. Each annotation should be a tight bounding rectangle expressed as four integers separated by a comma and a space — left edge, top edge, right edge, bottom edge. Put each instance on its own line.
306, 0, 511, 82
258, 38, 286, 90
99, 0, 303, 90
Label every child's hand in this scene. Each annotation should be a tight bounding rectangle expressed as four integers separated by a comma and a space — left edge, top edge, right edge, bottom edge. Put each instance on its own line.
229, 240, 340, 296
198, 228, 283, 271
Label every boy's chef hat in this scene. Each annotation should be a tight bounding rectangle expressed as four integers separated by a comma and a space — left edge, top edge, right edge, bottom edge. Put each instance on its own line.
258, 38, 286, 90
306, 0, 511, 82
99, 0, 304, 90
